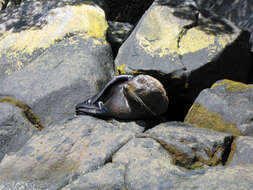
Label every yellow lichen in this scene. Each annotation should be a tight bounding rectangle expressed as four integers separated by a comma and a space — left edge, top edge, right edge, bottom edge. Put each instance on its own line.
185, 103, 242, 135
0, 4, 108, 65
136, 5, 235, 58
116, 64, 127, 75
211, 79, 253, 93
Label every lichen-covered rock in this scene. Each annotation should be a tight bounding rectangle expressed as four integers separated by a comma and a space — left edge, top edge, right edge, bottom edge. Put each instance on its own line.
185, 79, 253, 136
0, 115, 142, 189
115, 0, 251, 120
0, 0, 109, 78
0, 1, 114, 127
0, 101, 38, 162
195, 0, 253, 51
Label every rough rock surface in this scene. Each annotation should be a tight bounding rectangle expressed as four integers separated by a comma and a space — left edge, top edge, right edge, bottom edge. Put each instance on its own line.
0, 101, 38, 162
185, 79, 253, 136
0, 0, 114, 127
195, 0, 253, 51
0, 116, 143, 189
115, 0, 251, 120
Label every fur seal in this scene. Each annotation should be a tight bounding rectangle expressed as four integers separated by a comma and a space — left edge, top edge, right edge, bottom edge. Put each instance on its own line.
76, 75, 169, 120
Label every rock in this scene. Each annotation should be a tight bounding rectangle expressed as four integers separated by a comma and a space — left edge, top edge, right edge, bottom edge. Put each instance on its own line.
0, 115, 143, 189
62, 163, 126, 190
0, 100, 38, 162
195, 0, 253, 51
185, 79, 253, 136
0, 0, 114, 127
173, 165, 253, 190
0, 0, 109, 78
112, 122, 235, 189
115, 0, 251, 120
107, 21, 133, 57
228, 136, 253, 166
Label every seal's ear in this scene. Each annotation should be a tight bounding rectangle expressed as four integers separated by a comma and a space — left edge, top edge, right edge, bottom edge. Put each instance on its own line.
75, 75, 133, 117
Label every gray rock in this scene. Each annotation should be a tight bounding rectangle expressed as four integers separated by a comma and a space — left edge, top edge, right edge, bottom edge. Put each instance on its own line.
173, 165, 253, 190
0, 7, 114, 127
229, 136, 253, 166
0, 115, 142, 189
185, 79, 253, 136
112, 122, 235, 189
0, 102, 37, 162
0, 0, 108, 78
63, 163, 126, 190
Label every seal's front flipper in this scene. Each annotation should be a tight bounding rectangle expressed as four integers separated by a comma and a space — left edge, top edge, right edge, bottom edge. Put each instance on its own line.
76, 100, 109, 116
76, 75, 133, 117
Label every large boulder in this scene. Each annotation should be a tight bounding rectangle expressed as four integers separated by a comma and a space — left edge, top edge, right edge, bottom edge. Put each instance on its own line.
115, 0, 251, 120
0, 0, 114, 127
0, 0, 107, 78
0, 116, 143, 189
185, 79, 253, 136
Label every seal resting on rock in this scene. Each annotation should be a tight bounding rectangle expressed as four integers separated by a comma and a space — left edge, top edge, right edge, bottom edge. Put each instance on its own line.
76, 75, 169, 120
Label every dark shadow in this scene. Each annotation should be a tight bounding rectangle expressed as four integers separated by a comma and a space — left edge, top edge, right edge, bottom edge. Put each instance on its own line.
106, 0, 154, 24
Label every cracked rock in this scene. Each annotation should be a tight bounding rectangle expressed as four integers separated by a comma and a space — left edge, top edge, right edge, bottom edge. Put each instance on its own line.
0, 116, 140, 189
112, 122, 235, 189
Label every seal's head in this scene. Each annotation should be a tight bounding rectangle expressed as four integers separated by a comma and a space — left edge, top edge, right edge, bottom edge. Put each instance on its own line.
123, 75, 168, 117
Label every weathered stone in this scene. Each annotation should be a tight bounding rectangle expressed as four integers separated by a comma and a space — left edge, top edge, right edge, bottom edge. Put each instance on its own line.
185, 79, 253, 136
228, 136, 253, 166
111, 122, 236, 189
195, 0, 253, 51
0, 0, 108, 78
0, 115, 141, 189
113, 136, 189, 189
115, 0, 251, 120
144, 122, 234, 168
173, 165, 253, 190
0, 101, 38, 162
63, 163, 126, 190
0, 1, 114, 127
